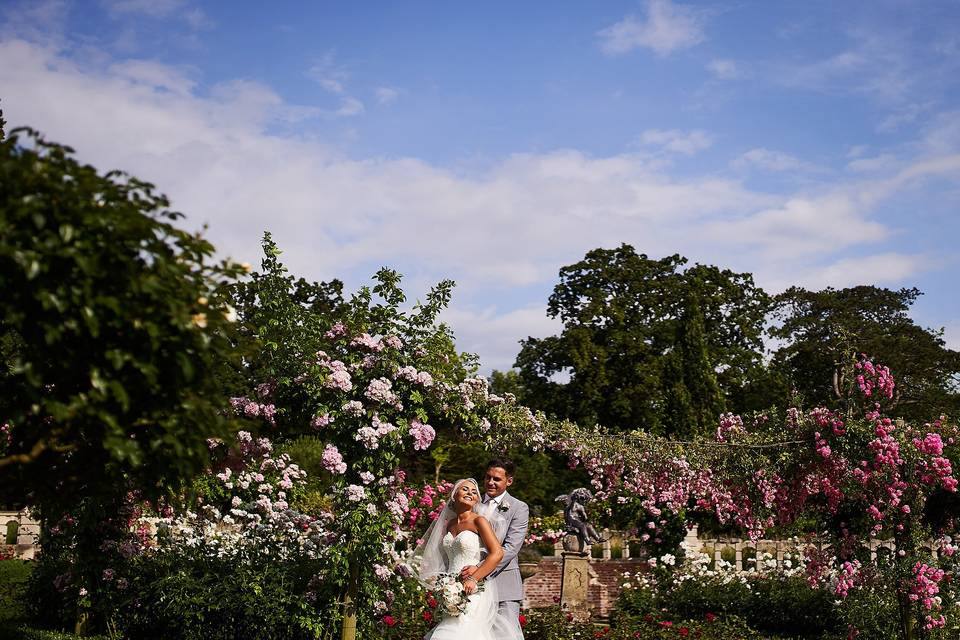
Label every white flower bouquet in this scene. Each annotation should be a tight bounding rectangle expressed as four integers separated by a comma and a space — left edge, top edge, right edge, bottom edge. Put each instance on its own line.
433, 573, 484, 617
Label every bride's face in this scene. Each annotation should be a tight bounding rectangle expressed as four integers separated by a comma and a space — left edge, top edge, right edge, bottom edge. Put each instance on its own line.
453, 481, 480, 507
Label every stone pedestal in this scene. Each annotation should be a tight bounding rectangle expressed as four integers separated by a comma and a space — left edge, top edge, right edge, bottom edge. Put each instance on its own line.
560, 551, 591, 620
562, 533, 586, 553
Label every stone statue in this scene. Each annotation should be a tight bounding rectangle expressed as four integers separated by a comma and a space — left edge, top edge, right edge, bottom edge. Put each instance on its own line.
556, 487, 604, 552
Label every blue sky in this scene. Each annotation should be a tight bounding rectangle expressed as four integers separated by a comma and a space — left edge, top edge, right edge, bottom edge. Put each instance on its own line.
2, 0, 960, 372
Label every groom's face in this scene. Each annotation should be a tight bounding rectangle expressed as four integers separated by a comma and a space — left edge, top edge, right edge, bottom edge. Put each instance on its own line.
484, 466, 513, 498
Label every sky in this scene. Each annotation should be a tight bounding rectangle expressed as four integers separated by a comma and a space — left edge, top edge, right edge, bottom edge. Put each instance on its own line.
2, 0, 959, 373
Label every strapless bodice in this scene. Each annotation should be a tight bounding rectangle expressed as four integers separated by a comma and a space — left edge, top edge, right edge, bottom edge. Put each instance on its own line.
442, 530, 483, 571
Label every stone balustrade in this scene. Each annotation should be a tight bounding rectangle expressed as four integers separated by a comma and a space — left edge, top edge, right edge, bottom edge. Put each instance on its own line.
537, 525, 921, 572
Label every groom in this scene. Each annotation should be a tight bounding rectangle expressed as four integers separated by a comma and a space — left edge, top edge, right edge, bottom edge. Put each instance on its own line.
462, 458, 529, 637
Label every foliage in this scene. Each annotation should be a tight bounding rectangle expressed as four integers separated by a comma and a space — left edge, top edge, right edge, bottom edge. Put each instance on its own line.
115, 553, 334, 640
228, 234, 478, 444
598, 499, 687, 559
770, 286, 960, 421
515, 245, 770, 436
524, 512, 565, 548
518, 607, 597, 640
407, 433, 586, 513
834, 569, 901, 640
120, 431, 335, 638
489, 369, 526, 402
227, 233, 346, 402
0, 129, 247, 631
0, 559, 31, 623
616, 549, 840, 638
523, 606, 766, 640
372, 577, 433, 640
0, 128, 244, 508
0, 100, 5, 141
608, 614, 765, 640
0, 626, 109, 640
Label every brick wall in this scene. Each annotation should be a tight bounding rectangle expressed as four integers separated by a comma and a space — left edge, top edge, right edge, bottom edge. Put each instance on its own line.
522, 557, 647, 618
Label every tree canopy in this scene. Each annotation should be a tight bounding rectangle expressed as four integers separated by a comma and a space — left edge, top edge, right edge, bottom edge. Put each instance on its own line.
0, 129, 245, 514
770, 285, 960, 421
514, 245, 770, 436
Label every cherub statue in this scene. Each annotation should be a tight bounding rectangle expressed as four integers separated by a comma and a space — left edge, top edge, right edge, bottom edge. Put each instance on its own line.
556, 488, 605, 552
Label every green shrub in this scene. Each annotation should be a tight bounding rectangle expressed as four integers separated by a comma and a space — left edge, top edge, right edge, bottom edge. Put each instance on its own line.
525, 607, 767, 640
745, 575, 840, 637
0, 560, 31, 623
0, 625, 108, 640
520, 607, 595, 640
610, 613, 764, 640
112, 553, 337, 640
615, 567, 842, 638
25, 550, 78, 630
836, 581, 900, 640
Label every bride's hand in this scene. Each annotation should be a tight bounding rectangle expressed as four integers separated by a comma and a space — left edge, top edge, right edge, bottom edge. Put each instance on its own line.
462, 576, 478, 595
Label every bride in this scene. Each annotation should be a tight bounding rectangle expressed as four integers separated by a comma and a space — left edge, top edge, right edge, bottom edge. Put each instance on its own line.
413, 478, 522, 640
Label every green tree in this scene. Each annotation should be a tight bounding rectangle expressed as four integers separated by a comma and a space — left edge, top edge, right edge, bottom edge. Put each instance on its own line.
660, 293, 725, 438
0, 129, 244, 628
489, 368, 527, 401
770, 285, 960, 420
0, 99, 6, 141
227, 232, 346, 400
514, 245, 769, 435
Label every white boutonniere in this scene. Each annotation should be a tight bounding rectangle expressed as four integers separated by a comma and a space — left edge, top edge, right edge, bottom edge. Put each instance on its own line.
497, 500, 510, 513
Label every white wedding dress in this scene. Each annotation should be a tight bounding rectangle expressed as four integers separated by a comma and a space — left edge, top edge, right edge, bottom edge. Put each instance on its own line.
424, 530, 503, 640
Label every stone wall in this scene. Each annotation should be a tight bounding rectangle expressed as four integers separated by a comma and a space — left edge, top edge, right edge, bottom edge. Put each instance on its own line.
522, 557, 647, 618
0, 510, 40, 560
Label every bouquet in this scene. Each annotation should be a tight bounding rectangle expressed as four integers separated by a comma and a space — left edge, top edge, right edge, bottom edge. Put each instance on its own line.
433, 573, 484, 617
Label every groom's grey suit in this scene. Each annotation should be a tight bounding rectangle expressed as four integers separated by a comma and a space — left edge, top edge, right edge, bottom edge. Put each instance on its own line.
485, 490, 529, 637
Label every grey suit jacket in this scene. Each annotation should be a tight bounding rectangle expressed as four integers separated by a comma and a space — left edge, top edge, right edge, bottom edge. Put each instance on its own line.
486, 491, 529, 602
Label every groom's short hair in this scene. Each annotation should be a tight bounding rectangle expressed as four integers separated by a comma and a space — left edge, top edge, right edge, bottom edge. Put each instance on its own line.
485, 458, 515, 478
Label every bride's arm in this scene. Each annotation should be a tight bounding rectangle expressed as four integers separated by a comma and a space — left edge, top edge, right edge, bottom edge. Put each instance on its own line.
463, 516, 504, 594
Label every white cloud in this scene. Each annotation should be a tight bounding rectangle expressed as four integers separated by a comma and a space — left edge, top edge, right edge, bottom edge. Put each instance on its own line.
100, 0, 212, 36
706, 58, 739, 80
335, 97, 365, 117
183, 7, 212, 30
1, 0, 69, 45
847, 145, 869, 158
441, 306, 563, 373
778, 30, 915, 106
774, 25, 958, 123
597, 0, 706, 57
733, 148, 822, 173
797, 253, 925, 290
109, 59, 197, 95
305, 52, 365, 118
701, 191, 890, 263
375, 86, 399, 105
877, 102, 932, 133
307, 52, 349, 94
846, 154, 898, 173
103, 0, 186, 18
639, 128, 713, 155
920, 111, 960, 155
